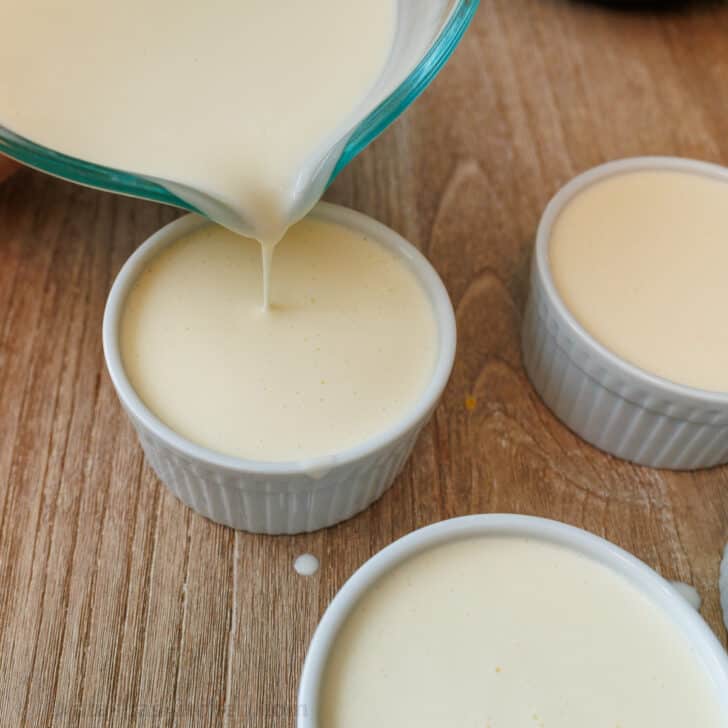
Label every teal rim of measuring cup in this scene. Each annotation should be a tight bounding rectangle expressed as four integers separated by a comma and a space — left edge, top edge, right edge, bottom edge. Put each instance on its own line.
328, 0, 479, 181
0, 0, 479, 213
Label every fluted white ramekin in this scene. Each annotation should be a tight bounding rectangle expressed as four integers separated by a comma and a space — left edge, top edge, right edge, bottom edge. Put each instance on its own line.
297, 514, 728, 726
103, 203, 456, 534
522, 157, 728, 469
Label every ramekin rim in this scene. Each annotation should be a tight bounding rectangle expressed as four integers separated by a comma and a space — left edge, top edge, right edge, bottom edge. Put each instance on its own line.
102, 202, 457, 477
535, 155, 728, 409
296, 513, 728, 726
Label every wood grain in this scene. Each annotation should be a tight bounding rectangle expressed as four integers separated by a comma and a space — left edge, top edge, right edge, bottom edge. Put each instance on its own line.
1, 1, 727, 725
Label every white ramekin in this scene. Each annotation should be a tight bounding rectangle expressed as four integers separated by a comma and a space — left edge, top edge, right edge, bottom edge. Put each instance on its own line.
297, 513, 728, 726
522, 156, 728, 469
103, 203, 456, 534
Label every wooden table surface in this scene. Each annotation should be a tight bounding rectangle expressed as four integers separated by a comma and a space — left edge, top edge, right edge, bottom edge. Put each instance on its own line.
2, 1, 728, 725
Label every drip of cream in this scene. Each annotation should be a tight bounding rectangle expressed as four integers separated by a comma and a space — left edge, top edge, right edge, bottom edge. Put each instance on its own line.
294, 554, 320, 577
261, 242, 276, 312
670, 580, 702, 611
0, 0, 397, 306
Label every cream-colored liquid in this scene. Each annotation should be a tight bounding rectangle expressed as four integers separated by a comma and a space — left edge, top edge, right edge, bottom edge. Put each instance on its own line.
321, 537, 727, 728
550, 170, 728, 392
120, 216, 437, 462
0, 0, 394, 247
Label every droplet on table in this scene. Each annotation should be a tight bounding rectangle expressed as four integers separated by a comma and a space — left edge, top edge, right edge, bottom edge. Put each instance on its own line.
294, 553, 320, 577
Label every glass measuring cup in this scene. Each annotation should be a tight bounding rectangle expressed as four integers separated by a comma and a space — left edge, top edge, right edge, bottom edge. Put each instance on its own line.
0, 1, 478, 231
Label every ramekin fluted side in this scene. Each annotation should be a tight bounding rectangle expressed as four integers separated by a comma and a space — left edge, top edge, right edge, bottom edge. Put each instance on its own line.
130, 410, 425, 534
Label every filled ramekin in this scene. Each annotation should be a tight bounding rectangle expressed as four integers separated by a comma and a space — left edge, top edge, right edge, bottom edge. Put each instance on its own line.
297, 513, 728, 726
522, 157, 728, 469
103, 203, 456, 534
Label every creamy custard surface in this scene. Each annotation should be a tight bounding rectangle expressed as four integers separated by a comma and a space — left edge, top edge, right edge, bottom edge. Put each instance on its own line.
120, 217, 437, 462
550, 170, 728, 392
320, 537, 727, 728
